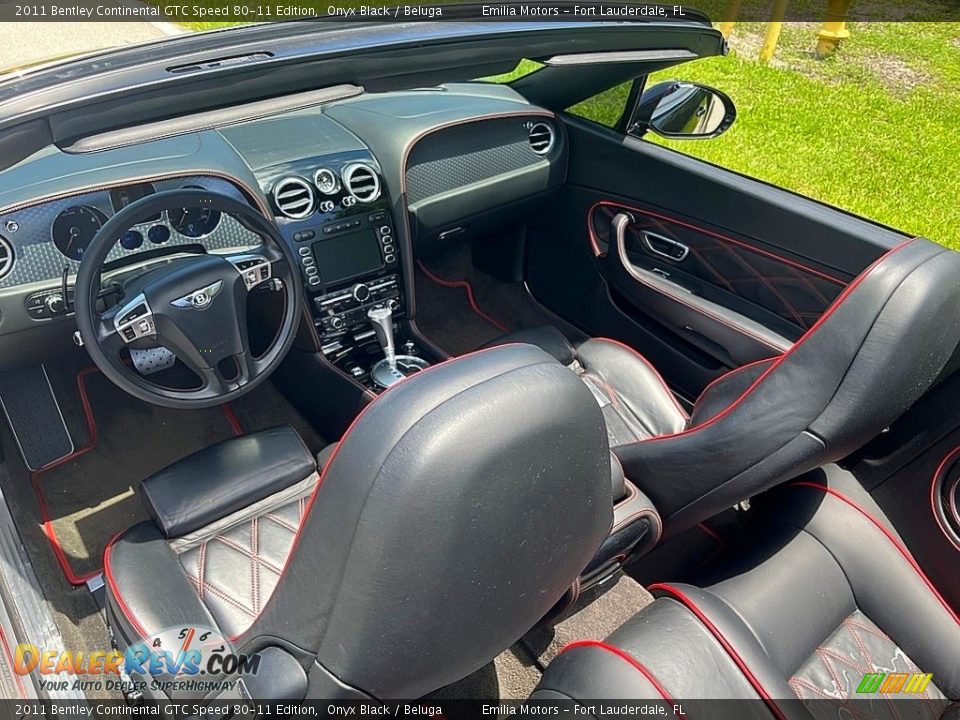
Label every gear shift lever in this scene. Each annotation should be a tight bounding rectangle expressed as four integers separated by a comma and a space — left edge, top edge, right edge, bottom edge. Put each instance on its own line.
367, 306, 397, 369
366, 304, 430, 390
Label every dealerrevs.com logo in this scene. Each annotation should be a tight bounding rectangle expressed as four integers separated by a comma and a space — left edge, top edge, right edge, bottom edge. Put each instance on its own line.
13, 626, 259, 694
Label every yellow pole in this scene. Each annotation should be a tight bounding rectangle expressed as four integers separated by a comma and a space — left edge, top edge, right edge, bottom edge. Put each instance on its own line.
717, 0, 743, 38
816, 0, 852, 58
759, 0, 790, 64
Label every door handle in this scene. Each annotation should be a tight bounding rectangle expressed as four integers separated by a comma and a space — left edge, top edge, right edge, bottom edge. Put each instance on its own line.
611, 212, 693, 293
641, 231, 689, 262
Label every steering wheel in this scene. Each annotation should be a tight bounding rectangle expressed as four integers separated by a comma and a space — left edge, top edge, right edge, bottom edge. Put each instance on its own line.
75, 189, 302, 409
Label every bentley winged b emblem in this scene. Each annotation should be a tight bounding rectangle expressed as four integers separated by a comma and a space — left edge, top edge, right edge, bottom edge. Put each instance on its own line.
170, 280, 223, 309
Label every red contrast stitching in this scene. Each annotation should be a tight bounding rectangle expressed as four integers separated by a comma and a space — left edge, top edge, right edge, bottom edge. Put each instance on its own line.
622, 239, 916, 447
559, 640, 680, 713
648, 583, 789, 720
790, 482, 960, 625
588, 201, 848, 285
33, 367, 244, 586
690, 357, 774, 420
415, 259, 510, 333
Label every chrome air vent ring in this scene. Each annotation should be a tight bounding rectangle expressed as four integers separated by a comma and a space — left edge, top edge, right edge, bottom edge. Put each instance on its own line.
272, 176, 315, 219
0, 235, 13, 280
342, 163, 381, 203
528, 121, 555, 155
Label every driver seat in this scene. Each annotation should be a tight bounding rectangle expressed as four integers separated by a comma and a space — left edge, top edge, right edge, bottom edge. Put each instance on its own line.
104, 344, 612, 701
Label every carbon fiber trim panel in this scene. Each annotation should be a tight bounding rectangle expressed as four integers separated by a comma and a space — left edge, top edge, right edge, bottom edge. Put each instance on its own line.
0, 175, 261, 289
405, 116, 554, 205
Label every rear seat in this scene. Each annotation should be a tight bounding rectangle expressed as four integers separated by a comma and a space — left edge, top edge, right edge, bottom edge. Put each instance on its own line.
532, 467, 960, 719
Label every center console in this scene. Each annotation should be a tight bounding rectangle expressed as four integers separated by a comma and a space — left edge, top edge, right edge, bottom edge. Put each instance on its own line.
263, 151, 431, 391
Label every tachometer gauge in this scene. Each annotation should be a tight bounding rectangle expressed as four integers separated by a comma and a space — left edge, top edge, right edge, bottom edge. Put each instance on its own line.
169, 206, 221, 238
314, 167, 340, 195
52, 206, 108, 261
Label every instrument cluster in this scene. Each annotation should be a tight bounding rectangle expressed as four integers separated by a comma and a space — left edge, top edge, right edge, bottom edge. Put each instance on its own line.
50, 182, 222, 261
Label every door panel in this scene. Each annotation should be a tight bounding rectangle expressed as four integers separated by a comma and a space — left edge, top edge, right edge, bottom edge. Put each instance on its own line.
597, 205, 792, 366
526, 116, 909, 397
589, 202, 848, 334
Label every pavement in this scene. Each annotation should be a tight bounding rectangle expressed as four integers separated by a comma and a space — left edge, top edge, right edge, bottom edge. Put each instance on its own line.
0, 20, 182, 72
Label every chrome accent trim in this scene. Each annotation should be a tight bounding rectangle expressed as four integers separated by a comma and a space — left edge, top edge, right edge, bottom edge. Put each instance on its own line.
113, 293, 156, 342
641, 231, 690, 262
272, 176, 315, 219
313, 167, 341, 196
170, 279, 223, 309
0, 235, 12, 280
0, 463, 83, 699
228, 253, 273, 290
342, 162, 381, 203
527, 121, 555, 156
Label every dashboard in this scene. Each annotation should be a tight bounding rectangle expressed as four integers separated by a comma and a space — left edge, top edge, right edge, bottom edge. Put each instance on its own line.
0, 82, 565, 363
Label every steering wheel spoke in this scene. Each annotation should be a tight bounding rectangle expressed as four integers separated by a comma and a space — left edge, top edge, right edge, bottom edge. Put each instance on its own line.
227, 246, 280, 292
111, 293, 157, 345
97, 313, 129, 361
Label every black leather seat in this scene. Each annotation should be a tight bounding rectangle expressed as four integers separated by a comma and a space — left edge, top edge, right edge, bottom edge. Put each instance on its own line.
533, 467, 960, 719
494, 238, 960, 541
314, 342, 665, 593
104, 345, 613, 701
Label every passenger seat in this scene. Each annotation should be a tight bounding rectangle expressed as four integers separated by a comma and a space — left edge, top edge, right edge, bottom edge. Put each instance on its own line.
532, 467, 960, 719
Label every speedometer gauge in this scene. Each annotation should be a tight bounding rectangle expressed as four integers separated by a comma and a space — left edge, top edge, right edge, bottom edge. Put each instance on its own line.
169, 184, 222, 238
169, 206, 221, 238
52, 206, 108, 261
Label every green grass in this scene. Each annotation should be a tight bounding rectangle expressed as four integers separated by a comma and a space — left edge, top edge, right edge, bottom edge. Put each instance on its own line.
172, 20, 960, 249
570, 23, 960, 250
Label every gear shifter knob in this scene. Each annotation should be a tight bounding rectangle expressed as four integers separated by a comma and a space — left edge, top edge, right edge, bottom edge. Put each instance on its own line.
367, 306, 397, 369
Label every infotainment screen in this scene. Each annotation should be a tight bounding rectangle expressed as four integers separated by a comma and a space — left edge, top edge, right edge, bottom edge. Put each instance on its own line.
312, 228, 384, 284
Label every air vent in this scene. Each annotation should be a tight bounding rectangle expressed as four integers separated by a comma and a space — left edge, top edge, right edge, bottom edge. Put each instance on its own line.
272, 177, 315, 219
342, 163, 381, 203
0, 236, 12, 281
528, 122, 555, 155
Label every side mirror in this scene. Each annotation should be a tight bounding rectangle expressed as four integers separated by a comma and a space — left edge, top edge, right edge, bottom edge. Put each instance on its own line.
629, 81, 736, 139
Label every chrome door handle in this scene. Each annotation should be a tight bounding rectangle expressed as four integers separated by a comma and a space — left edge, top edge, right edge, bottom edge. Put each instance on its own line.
641, 231, 689, 262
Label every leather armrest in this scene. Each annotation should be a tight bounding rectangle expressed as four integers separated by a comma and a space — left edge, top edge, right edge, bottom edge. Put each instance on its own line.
139, 424, 315, 538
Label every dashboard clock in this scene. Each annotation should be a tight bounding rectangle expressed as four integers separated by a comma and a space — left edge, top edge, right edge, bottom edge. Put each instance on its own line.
314, 167, 340, 195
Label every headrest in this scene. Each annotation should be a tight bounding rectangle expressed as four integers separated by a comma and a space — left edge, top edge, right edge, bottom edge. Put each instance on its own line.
263, 344, 612, 698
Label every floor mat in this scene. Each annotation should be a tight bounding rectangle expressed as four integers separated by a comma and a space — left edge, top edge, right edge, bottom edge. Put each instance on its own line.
415, 253, 586, 357
521, 572, 653, 669
30, 366, 325, 584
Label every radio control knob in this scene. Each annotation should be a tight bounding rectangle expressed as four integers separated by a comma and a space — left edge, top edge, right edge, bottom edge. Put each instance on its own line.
330, 316, 345, 330
387, 298, 400, 311
352, 283, 371, 303
45, 293, 66, 314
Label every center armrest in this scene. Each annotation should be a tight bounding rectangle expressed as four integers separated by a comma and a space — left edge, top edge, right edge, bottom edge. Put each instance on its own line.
139, 424, 316, 538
